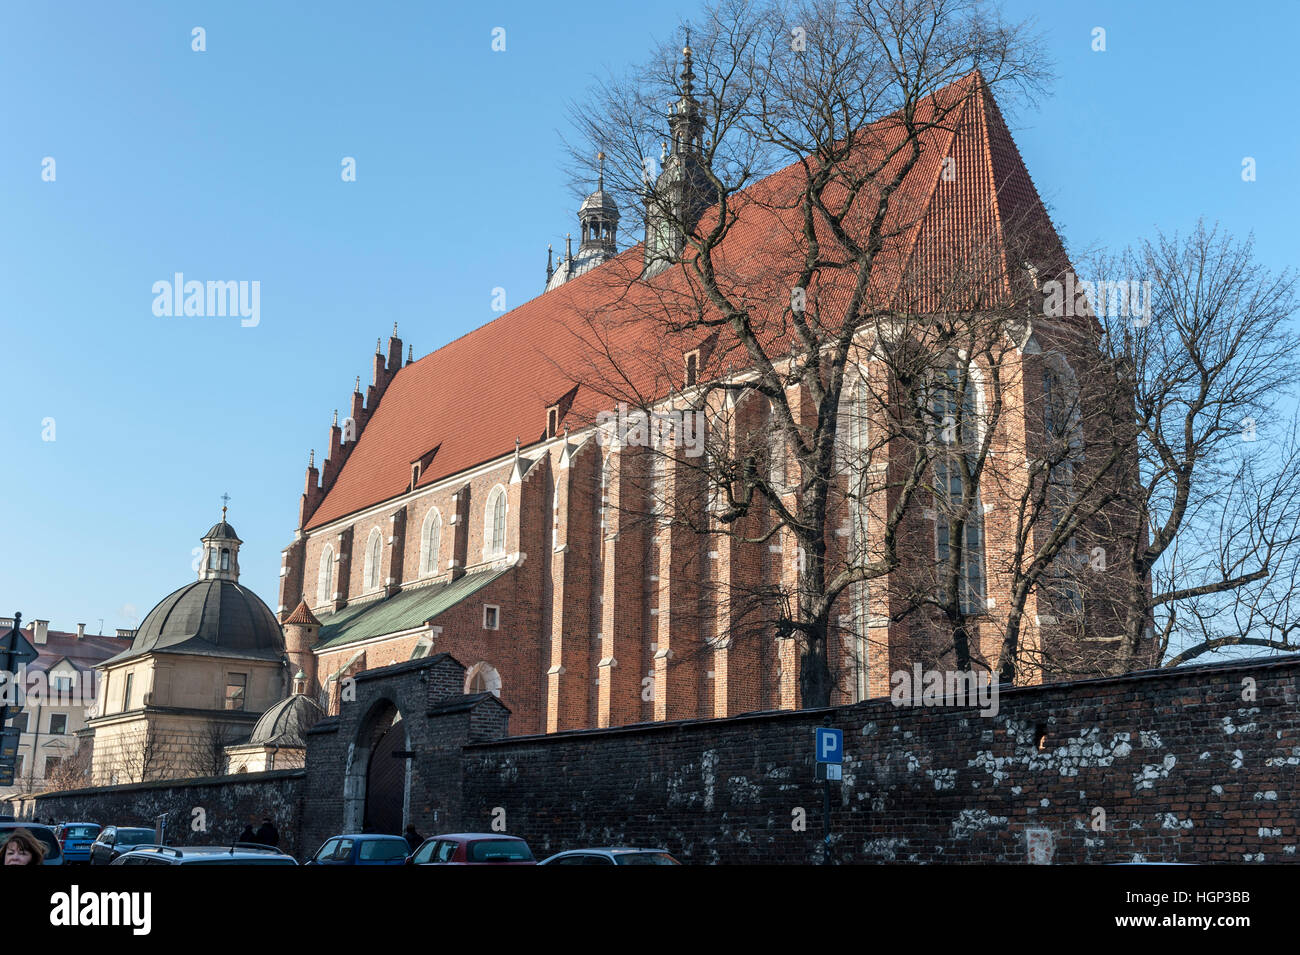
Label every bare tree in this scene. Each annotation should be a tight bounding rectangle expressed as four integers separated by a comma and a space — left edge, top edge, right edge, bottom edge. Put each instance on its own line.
116, 722, 169, 784
561, 0, 1050, 706
43, 740, 92, 792
1090, 222, 1300, 668
178, 720, 239, 779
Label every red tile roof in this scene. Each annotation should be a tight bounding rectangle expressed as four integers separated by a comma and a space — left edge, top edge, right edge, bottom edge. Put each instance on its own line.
18, 627, 133, 674
284, 600, 321, 626
305, 73, 1066, 530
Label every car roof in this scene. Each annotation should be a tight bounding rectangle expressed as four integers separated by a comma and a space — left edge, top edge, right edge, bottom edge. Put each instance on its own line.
557, 847, 671, 854
430, 833, 526, 841
326, 833, 407, 840
122, 844, 289, 857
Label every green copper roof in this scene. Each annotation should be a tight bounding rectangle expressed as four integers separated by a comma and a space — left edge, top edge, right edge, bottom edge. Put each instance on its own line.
314, 567, 512, 651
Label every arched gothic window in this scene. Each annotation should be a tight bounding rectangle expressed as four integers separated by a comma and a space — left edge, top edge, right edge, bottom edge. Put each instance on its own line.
419, 508, 442, 577
465, 662, 502, 698
484, 486, 507, 559
317, 545, 334, 606
929, 364, 987, 614
363, 528, 383, 592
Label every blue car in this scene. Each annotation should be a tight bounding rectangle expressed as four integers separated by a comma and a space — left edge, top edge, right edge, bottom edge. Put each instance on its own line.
54, 822, 102, 864
305, 834, 410, 866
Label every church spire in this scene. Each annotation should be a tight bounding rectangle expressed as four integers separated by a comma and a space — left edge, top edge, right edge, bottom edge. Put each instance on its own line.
643, 29, 712, 278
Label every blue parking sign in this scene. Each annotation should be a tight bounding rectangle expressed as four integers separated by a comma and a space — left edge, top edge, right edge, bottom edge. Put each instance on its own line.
815, 727, 843, 763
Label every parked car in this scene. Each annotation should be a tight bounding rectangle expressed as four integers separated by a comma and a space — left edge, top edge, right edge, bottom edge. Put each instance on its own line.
407, 833, 536, 865
0, 822, 64, 865
538, 848, 680, 865
89, 826, 156, 865
306, 834, 411, 865
54, 822, 102, 864
111, 843, 298, 866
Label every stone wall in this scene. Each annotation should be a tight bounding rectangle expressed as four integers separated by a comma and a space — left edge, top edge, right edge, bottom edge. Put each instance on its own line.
8, 769, 306, 856
456, 655, 1300, 864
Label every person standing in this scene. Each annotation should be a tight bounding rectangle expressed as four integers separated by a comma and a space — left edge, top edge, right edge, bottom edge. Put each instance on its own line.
403, 824, 424, 852
254, 816, 279, 848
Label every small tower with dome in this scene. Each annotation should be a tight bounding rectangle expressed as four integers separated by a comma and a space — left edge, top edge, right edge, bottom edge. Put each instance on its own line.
544, 152, 622, 292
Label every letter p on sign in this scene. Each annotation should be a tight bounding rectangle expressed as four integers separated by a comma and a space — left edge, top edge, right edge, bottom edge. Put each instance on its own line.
816, 727, 843, 763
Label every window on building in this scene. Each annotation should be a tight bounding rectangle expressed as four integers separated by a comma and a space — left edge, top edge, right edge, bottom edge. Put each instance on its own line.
220, 548, 230, 571
685, 351, 699, 387
122, 673, 134, 710
225, 673, 246, 711
465, 662, 502, 697
650, 450, 667, 521
208, 548, 218, 570
483, 605, 500, 630
48, 713, 67, 735
1043, 362, 1084, 528
930, 365, 987, 614
838, 376, 872, 699
363, 528, 383, 591
599, 455, 612, 535
54, 675, 72, 694
419, 509, 442, 577
43, 755, 61, 777
485, 486, 507, 558
10, 712, 27, 733
317, 545, 335, 606
768, 402, 787, 491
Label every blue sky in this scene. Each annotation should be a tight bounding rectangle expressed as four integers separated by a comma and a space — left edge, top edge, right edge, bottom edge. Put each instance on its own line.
2, 0, 1297, 634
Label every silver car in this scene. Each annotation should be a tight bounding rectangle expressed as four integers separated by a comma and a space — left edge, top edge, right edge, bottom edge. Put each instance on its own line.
538, 847, 680, 865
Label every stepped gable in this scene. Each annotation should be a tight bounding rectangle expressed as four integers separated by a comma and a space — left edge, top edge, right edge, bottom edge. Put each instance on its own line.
305, 72, 1067, 532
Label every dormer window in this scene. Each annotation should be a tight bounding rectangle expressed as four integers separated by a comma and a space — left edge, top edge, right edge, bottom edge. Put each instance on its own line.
685, 351, 699, 387
547, 407, 559, 439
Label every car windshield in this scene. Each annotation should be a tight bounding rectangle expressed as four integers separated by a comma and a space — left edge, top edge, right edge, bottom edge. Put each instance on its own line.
468, 840, 533, 862
117, 830, 155, 846
63, 826, 100, 840
359, 839, 409, 861
616, 852, 679, 865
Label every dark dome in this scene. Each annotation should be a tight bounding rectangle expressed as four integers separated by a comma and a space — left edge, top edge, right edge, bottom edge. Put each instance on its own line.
247, 694, 324, 747
124, 579, 283, 661
204, 521, 241, 542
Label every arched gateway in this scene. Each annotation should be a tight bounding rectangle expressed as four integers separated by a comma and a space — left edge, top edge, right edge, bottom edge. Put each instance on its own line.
343, 698, 410, 834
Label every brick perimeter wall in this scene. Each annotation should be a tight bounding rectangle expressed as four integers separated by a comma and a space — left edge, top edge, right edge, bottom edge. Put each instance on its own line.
457, 656, 1300, 864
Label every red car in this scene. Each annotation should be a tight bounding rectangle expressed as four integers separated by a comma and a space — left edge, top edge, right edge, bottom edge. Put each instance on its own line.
406, 833, 536, 865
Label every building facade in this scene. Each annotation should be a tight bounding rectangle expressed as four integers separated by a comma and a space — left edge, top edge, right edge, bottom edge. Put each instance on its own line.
0, 618, 130, 796
276, 69, 1141, 738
